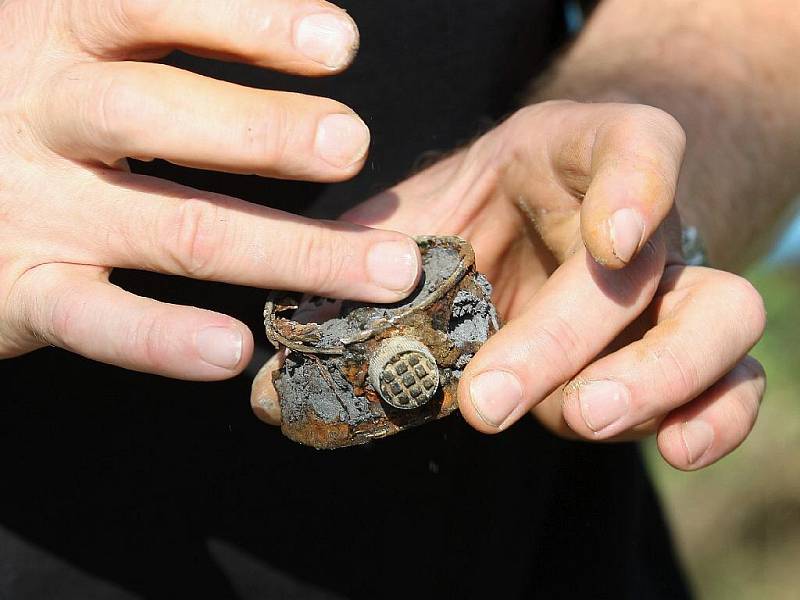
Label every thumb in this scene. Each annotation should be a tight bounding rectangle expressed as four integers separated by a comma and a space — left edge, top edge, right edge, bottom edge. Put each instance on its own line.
250, 350, 286, 426
578, 104, 685, 268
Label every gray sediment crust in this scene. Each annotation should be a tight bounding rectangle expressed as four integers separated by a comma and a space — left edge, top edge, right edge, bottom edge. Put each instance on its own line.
276, 245, 495, 428
449, 274, 496, 347
277, 355, 373, 425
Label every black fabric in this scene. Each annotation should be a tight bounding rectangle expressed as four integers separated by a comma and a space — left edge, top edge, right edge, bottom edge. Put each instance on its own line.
0, 2, 690, 598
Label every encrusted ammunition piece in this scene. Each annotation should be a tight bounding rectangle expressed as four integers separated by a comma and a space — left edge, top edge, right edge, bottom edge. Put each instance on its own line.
264, 236, 499, 449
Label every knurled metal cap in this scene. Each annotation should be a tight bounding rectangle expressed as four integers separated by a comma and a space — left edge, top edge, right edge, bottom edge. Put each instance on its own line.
368, 337, 440, 410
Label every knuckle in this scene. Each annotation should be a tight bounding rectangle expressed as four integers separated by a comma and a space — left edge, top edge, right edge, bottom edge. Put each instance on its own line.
249, 98, 358, 172
243, 101, 293, 168
65, 0, 165, 55
290, 227, 350, 294
504, 104, 542, 130
114, 0, 168, 34
89, 69, 146, 154
164, 199, 228, 278
46, 280, 88, 350
608, 104, 655, 135
0, 268, 45, 355
644, 106, 686, 150
613, 104, 687, 155
650, 342, 701, 405
724, 274, 767, 342
622, 104, 680, 132
125, 309, 168, 368
533, 315, 588, 377
521, 100, 574, 121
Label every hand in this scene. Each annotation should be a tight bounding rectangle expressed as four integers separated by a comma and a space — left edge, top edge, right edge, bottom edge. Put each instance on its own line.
0, 0, 422, 379
252, 101, 766, 471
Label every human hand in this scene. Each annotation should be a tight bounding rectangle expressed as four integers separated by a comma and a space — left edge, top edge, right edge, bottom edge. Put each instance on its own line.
252, 101, 766, 470
0, 0, 421, 379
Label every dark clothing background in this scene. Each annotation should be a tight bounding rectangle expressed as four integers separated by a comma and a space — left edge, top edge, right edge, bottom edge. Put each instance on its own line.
0, 1, 690, 598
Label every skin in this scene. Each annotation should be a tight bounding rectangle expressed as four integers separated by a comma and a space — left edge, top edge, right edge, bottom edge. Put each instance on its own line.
0, 0, 423, 379
0, 1, 790, 471
251, 1, 800, 472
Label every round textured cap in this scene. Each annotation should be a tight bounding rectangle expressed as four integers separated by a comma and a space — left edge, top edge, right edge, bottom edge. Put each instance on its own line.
368, 337, 440, 410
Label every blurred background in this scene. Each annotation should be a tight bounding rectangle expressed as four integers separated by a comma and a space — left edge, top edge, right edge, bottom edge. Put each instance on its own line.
644, 214, 800, 600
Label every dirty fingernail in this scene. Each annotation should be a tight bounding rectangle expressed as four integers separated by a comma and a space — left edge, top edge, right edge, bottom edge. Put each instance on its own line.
294, 12, 358, 69
315, 113, 370, 168
196, 326, 243, 370
470, 370, 523, 428
366, 239, 420, 294
577, 380, 630, 432
609, 208, 645, 264
681, 420, 715, 465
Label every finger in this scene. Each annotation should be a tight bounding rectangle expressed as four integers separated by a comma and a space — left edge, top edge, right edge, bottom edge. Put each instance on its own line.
561, 266, 766, 440
575, 104, 686, 268
39, 62, 369, 180
54, 170, 421, 303
344, 102, 686, 271
657, 356, 765, 470
458, 238, 666, 434
251, 351, 286, 426
11, 263, 253, 380
69, 0, 359, 74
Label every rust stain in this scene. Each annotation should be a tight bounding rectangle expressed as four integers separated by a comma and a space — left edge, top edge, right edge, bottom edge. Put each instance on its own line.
267, 236, 498, 449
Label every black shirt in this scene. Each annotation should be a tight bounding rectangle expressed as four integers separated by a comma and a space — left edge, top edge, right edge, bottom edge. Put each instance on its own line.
0, 2, 690, 598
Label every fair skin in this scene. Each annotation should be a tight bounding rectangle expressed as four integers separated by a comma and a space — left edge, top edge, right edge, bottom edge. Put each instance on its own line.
2, 1, 793, 470
0, 0, 423, 378
254, 0, 800, 471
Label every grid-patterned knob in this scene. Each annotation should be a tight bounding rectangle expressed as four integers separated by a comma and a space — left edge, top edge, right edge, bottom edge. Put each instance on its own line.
368, 338, 440, 410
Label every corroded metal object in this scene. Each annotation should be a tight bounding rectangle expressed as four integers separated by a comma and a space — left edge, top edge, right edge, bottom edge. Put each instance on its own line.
264, 236, 500, 449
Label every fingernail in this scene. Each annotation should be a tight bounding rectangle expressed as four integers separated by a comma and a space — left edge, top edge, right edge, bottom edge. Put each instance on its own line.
681, 420, 714, 465
470, 370, 524, 428
315, 113, 370, 168
609, 208, 646, 264
366, 239, 420, 293
196, 327, 243, 370
294, 12, 358, 69
577, 380, 630, 432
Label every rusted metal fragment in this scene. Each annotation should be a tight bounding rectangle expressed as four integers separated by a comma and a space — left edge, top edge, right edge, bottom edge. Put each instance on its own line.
264, 236, 500, 449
